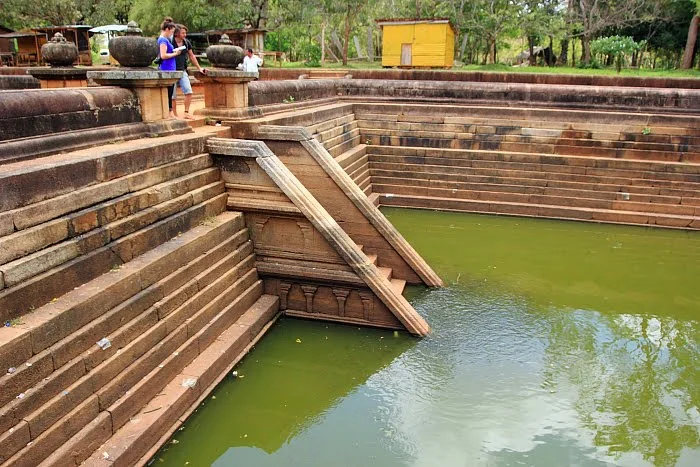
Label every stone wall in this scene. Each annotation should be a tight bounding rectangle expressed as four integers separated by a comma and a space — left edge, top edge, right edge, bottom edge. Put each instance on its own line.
0, 75, 40, 90
0, 87, 141, 141
259, 68, 700, 89
248, 78, 700, 112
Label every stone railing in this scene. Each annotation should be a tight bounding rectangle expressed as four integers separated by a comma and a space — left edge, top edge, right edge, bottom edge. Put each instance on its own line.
260, 68, 700, 89
248, 78, 700, 112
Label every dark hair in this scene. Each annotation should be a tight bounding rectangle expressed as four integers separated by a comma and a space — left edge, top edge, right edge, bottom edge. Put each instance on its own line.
247, 48, 253, 53
173, 25, 182, 36
161, 19, 175, 31
179, 24, 188, 32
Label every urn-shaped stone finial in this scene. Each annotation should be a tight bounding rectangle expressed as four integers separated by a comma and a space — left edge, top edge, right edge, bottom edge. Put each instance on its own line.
125, 20, 143, 36
41, 32, 79, 67
108, 21, 158, 68
205, 34, 244, 69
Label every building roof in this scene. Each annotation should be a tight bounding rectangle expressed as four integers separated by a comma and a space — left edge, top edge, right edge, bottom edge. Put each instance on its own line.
0, 31, 44, 39
375, 18, 456, 33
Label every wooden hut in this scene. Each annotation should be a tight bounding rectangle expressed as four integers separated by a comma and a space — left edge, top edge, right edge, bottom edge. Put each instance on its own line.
0, 31, 46, 66
376, 18, 455, 68
33, 25, 93, 65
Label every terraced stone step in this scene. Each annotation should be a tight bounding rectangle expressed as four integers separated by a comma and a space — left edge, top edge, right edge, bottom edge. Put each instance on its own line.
0, 170, 223, 288
372, 183, 700, 217
77, 294, 279, 467
0, 212, 248, 464
360, 127, 700, 163
0, 153, 214, 237
335, 144, 367, 169
366, 145, 700, 176
377, 193, 700, 229
0, 230, 250, 442
0, 212, 243, 407
0, 133, 215, 215
368, 161, 700, 192
351, 104, 700, 136
0, 191, 228, 323
2, 237, 259, 465
370, 175, 700, 207
354, 116, 700, 145
313, 120, 358, 144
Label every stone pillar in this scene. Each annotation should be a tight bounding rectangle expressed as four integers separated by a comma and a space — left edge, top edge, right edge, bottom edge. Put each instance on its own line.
193, 70, 261, 120
278, 281, 292, 310
27, 67, 88, 89
300, 285, 318, 313
358, 291, 374, 321
88, 70, 182, 123
332, 288, 350, 316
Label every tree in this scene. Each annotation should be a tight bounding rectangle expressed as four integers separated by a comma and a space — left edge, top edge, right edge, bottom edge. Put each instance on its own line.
680, 0, 700, 68
572, 0, 666, 64
591, 35, 645, 72
0, 0, 80, 29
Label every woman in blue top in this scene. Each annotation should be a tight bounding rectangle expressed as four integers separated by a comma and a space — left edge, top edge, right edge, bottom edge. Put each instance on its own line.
158, 19, 182, 117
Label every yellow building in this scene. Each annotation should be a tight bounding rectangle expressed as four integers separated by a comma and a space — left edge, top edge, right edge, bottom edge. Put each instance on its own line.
376, 18, 455, 68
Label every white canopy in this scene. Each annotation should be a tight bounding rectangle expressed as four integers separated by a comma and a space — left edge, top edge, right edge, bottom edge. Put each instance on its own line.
88, 25, 128, 34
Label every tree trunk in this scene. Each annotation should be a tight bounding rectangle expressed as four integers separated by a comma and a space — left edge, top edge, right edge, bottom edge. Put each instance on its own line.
490, 38, 497, 64
366, 26, 374, 61
342, 7, 352, 66
560, 38, 568, 66
321, 22, 326, 65
582, 34, 591, 64
681, 15, 699, 69
459, 34, 468, 62
528, 36, 536, 66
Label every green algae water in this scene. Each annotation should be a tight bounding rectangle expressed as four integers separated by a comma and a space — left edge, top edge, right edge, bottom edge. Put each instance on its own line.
156, 209, 699, 467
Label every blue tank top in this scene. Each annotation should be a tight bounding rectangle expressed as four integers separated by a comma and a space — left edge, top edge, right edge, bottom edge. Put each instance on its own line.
157, 36, 176, 71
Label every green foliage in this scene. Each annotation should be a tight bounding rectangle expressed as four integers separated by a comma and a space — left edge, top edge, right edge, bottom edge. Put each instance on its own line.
303, 43, 322, 67
591, 36, 646, 72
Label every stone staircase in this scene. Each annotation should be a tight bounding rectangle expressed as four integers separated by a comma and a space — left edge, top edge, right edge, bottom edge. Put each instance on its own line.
357, 244, 406, 297
0, 133, 279, 466
352, 105, 700, 229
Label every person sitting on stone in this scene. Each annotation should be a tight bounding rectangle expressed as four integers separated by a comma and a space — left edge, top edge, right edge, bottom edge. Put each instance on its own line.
157, 18, 182, 118
171, 24, 206, 120
239, 48, 263, 75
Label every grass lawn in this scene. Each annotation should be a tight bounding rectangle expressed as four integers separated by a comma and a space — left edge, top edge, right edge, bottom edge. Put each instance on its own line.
277, 60, 700, 78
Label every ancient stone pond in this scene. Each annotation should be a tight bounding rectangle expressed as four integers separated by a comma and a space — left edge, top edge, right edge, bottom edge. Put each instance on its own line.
155, 209, 700, 467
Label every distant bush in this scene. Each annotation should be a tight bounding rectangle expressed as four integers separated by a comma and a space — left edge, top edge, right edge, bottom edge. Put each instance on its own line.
590, 36, 646, 73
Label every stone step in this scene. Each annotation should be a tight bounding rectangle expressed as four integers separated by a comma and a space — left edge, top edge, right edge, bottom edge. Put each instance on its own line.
250, 102, 354, 129
377, 193, 700, 229
0, 190, 228, 323
4, 273, 262, 467
307, 112, 356, 136
0, 209, 238, 385
344, 154, 369, 177
0, 153, 214, 236
355, 118, 700, 150
0, 212, 247, 463
335, 144, 367, 169
0, 166, 221, 269
78, 294, 278, 467
324, 128, 361, 153
314, 120, 358, 144
360, 128, 699, 163
390, 278, 406, 296
372, 183, 700, 217
368, 161, 700, 192
0, 230, 250, 438
366, 145, 700, 176
367, 254, 378, 266
0, 133, 212, 215
328, 135, 362, 159
367, 193, 380, 207
377, 266, 393, 281
353, 108, 700, 137
370, 175, 700, 207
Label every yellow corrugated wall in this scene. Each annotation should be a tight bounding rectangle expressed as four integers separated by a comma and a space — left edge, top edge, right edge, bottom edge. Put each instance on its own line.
444, 26, 455, 67
381, 23, 453, 67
